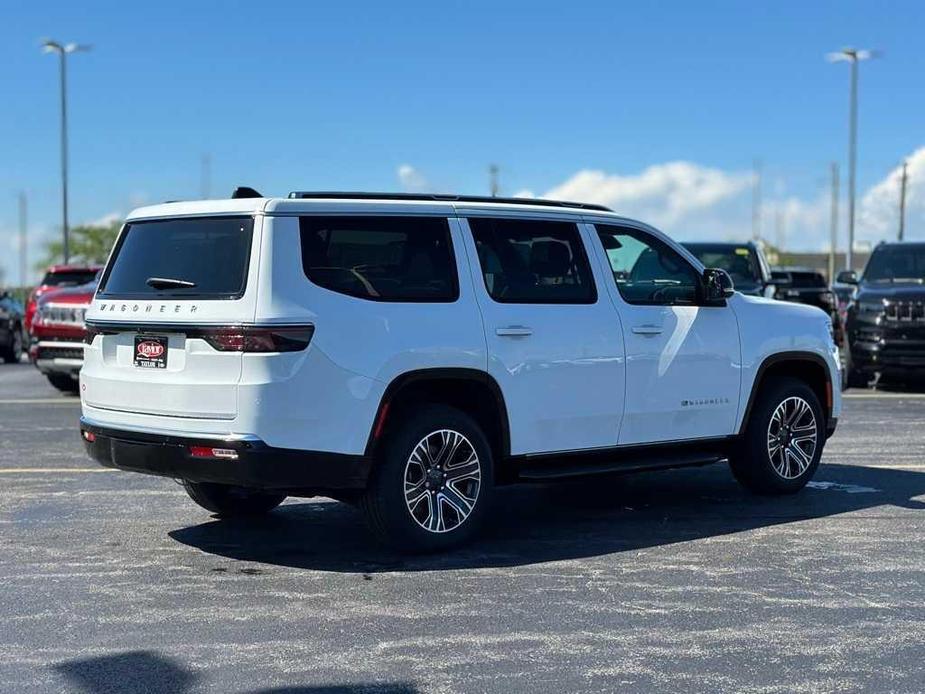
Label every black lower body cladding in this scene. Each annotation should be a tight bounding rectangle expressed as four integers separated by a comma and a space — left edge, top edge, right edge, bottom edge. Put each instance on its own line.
80, 418, 371, 493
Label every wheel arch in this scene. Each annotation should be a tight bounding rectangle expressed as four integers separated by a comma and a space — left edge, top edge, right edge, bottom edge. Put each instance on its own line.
364, 368, 511, 476
738, 351, 833, 436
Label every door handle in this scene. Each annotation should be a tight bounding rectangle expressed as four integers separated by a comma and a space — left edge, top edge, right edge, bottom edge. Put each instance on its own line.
631, 324, 664, 335
495, 326, 533, 337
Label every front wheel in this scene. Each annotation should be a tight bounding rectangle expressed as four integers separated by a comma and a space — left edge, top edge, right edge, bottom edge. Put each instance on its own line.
730, 377, 825, 494
361, 405, 494, 553
1, 327, 22, 363
182, 481, 286, 517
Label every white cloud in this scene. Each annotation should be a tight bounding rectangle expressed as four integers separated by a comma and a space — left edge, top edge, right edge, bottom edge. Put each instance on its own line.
543, 161, 753, 228
859, 146, 925, 242
85, 211, 123, 227
529, 150, 925, 251
397, 164, 428, 193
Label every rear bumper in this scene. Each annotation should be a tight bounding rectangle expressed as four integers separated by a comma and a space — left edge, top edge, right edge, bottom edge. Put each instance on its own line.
80, 417, 371, 492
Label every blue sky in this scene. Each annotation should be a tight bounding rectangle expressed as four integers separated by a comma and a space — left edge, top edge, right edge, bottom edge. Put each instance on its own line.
2, 0, 923, 283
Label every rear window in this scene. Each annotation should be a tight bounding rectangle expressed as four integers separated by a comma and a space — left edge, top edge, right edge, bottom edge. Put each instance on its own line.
42, 270, 98, 287
98, 217, 254, 299
299, 216, 458, 302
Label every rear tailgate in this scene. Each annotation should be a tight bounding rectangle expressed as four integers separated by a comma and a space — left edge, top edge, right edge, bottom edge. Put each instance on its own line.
82, 215, 260, 420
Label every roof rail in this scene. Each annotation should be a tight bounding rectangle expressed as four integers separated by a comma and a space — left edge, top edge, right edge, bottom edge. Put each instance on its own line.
286, 191, 612, 212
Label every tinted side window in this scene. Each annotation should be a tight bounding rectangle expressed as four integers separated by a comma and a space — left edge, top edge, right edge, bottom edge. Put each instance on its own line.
299, 216, 457, 302
468, 218, 596, 304
595, 225, 699, 305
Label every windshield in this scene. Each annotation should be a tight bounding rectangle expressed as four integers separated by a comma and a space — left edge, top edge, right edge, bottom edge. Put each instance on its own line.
98, 216, 254, 299
41, 270, 98, 288
863, 247, 925, 283
683, 244, 762, 285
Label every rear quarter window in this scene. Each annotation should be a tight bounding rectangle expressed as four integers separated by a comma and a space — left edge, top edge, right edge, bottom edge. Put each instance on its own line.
299, 216, 458, 302
98, 217, 254, 299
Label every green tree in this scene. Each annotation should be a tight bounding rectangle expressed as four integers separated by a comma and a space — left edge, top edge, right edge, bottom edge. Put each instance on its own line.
37, 221, 121, 269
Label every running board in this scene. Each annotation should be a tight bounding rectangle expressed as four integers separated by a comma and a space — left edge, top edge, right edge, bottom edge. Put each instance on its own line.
515, 447, 729, 481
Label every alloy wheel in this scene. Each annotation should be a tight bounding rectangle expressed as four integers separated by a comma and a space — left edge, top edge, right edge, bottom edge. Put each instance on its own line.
766, 396, 818, 479
403, 429, 481, 533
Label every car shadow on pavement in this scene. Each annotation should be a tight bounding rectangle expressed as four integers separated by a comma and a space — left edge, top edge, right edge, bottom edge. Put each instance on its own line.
169, 463, 925, 573
54, 650, 419, 693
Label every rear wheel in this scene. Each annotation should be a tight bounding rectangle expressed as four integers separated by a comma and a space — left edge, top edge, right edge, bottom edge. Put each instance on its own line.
361, 405, 494, 553
843, 350, 869, 389
46, 373, 79, 393
730, 377, 824, 494
182, 481, 286, 517
1, 327, 22, 363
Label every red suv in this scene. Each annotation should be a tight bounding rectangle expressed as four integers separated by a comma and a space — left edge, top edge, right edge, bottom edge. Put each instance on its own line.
30, 279, 97, 393
25, 265, 101, 334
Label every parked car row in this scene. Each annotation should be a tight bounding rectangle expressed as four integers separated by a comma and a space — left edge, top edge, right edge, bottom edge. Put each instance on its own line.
7, 235, 921, 398
837, 241, 925, 388
1, 265, 100, 392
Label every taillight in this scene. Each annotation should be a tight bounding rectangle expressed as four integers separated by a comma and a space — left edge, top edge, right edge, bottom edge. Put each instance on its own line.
189, 446, 239, 459
200, 325, 314, 353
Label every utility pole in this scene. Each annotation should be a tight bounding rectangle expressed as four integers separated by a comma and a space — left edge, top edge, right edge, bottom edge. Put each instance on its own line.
828, 47, 878, 270
829, 163, 839, 282
18, 192, 28, 287
201, 153, 212, 199
751, 159, 762, 241
775, 207, 786, 253
42, 39, 91, 264
898, 160, 908, 241
489, 164, 500, 197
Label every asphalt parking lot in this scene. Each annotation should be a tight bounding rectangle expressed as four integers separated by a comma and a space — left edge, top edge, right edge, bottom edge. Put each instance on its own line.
2, 361, 925, 693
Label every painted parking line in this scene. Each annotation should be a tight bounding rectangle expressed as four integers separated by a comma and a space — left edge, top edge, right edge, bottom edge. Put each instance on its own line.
0, 468, 113, 474
0, 398, 80, 405
843, 391, 925, 399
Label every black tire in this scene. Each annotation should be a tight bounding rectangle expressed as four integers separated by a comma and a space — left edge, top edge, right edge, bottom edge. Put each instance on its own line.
1, 326, 22, 363
842, 350, 869, 389
46, 373, 79, 393
844, 367, 868, 390
730, 377, 825, 495
360, 405, 494, 553
182, 481, 286, 517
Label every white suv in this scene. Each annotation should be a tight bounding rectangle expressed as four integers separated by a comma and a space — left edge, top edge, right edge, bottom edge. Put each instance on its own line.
80, 191, 841, 552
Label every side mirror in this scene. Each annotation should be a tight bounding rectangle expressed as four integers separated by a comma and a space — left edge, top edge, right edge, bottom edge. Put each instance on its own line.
836, 269, 859, 285
703, 268, 735, 303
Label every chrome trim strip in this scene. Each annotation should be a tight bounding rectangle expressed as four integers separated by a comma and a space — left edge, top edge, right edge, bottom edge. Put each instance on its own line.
78, 414, 259, 443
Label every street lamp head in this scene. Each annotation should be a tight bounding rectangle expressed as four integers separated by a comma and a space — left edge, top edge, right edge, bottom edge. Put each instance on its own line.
40, 39, 91, 55
40, 38, 64, 54
826, 47, 881, 63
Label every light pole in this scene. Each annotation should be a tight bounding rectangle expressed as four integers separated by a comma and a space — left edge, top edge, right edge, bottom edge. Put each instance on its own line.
42, 39, 91, 264
827, 47, 878, 270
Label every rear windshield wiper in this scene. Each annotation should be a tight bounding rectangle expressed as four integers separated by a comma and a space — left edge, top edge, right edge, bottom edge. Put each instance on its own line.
146, 277, 197, 290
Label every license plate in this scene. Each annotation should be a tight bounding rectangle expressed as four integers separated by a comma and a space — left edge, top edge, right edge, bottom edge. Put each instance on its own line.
134, 335, 168, 369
